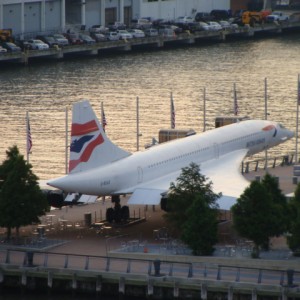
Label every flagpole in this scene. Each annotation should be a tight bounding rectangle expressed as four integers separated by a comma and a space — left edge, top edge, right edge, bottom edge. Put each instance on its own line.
203, 87, 206, 132
170, 92, 175, 129
233, 83, 238, 116
101, 102, 104, 131
170, 92, 173, 129
136, 96, 140, 151
26, 111, 30, 163
264, 77, 268, 169
296, 74, 300, 163
65, 107, 68, 174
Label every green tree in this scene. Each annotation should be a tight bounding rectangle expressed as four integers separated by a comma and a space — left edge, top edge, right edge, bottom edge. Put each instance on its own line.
287, 183, 300, 253
231, 175, 288, 258
164, 162, 220, 255
0, 145, 49, 240
261, 173, 289, 240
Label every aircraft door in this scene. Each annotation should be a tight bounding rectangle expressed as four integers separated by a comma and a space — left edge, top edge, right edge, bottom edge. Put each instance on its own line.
137, 166, 143, 183
213, 143, 219, 159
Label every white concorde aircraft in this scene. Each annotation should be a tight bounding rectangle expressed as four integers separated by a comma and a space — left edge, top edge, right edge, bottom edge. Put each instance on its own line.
48, 100, 294, 210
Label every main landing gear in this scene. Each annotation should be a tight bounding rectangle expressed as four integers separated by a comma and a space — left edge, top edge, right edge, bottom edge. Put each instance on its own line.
106, 195, 130, 223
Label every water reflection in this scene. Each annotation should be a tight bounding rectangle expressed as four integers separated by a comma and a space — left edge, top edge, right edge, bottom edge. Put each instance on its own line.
0, 33, 299, 179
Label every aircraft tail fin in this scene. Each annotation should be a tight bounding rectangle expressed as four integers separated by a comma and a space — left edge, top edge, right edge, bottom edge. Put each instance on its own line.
69, 100, 131, 174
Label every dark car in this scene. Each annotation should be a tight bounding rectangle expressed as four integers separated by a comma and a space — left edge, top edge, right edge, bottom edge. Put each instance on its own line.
78, 34, 96, 44
210, 9, 231, 21
90, 33, 107, 42
195, 12, 214, 22
64, 33, 84, 45
14, 39, 31, 50
174, 22, 199, 33
36, 35, 59, 48
52, 33, 69, 47
1, 42, 21, 52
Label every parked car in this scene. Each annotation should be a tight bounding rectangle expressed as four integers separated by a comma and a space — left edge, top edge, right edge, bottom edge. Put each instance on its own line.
266, 11, 289, 23
175, 16, 194, 23
90, 33, 107, 42
127, 29, 145, 38
195, 12, 214, 22
107, 22, 126, 31
116, 30, 133, 40
105, 31, 120, 41
89, 25, 109, 34
14, 40, 31, 50
156, 24, 183, 35
26, 39, 49, 50
1, 42, 21, 52
78, 34, 96, 44
175, 22, 199, 33
131, 18, 152, 30
198, 22, 211, 31
158, 27, 175, 37
36, 35, 59, 48
52, 33, 69, 46
64, 33, 84, 45
206, 21, 223, 31
144, 28, 159, 37
219, 20, 231, 29
210, 9, 231, 21
0, 46, 7, 53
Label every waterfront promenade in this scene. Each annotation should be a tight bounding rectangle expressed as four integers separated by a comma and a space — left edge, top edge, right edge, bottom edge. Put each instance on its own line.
18, 163, 298, 258
1, 164, 300, 299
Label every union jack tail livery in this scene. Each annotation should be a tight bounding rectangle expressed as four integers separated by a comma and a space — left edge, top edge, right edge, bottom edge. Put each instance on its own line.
48, 99, 293, 211
69, 100, 130, 174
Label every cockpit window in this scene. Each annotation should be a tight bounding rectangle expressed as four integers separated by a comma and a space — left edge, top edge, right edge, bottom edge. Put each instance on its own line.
279, 124, 286, 129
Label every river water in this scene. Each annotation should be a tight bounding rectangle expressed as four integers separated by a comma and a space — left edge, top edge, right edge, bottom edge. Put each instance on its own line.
0, 32, 300, 180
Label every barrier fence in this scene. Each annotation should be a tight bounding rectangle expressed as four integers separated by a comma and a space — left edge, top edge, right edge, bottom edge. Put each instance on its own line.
0, 249, 299, 287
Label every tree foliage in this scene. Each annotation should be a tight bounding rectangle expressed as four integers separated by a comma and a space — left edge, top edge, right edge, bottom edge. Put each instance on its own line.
287, 182, 300, 253
0, 145, 49, 240
164, 162, 220, 255
261, 174, 289, 235
231, 174, 288, 257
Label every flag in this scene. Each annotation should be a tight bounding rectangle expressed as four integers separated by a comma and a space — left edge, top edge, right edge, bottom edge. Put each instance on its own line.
101, 103, 107, 132
26, 112, 32, 154
171, 93, 175, 129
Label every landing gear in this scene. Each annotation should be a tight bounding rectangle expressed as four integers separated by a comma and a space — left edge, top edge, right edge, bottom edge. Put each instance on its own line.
106, 195, 130, 223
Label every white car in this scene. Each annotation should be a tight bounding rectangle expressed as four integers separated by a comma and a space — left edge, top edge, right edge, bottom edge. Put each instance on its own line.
199, 22, 210, 31
206, 21, 222, 31
89, 25, 109, 34
26, 39, 49, 50
144, 28, 159, 37
175, 16, 194, 23
0, 46, 7, 53
105, 31, 120, 41
127, 29, 145, 38
131, 18, 152, 30
219, 20, 231, 29
266, 11, 289, 22
116, 30, 133, 40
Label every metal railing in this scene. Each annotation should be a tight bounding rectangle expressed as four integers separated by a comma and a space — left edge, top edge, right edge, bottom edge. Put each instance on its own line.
241, 153, 294, 174
0, 249, 299, 287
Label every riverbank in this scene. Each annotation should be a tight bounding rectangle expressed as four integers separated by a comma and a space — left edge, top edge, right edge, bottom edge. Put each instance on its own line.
1, 21, 300, 66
